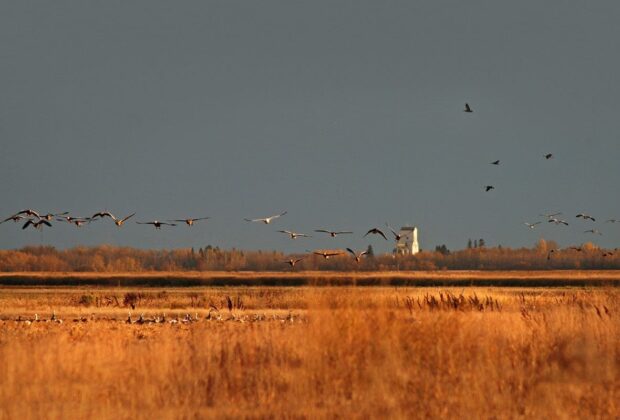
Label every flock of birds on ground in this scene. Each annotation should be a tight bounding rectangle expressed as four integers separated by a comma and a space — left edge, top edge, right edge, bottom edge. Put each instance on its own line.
2, 103, 617, 263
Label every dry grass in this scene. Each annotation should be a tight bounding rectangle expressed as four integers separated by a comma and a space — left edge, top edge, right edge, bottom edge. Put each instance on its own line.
0, 287, 619, 419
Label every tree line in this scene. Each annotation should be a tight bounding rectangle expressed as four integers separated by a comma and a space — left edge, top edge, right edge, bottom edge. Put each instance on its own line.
0, 240, 618, 272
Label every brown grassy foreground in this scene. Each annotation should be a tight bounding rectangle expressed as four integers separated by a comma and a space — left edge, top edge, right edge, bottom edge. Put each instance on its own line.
0, 287, 619, 419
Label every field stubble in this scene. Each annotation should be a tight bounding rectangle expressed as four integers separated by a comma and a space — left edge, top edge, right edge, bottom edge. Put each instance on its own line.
0, 286, 618, 419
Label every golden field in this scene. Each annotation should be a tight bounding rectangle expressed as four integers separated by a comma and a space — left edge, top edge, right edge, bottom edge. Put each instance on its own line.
0, 286, 618, 419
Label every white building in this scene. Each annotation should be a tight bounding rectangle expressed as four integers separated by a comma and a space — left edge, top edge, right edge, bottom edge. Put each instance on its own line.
395, 226, 419, 255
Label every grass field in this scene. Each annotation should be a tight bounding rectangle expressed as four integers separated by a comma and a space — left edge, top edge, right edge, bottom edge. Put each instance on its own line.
0, 284, 619, 419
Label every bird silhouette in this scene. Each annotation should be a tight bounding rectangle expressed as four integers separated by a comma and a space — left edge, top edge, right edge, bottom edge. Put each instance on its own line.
22, 219, 52, 230
490, 160, 500, 165
278, 230, 311, 239
168, 217, 210, 226
244, 211, 287, 224
485, 186, 495, 192
314, 229, 353, 237
364, 228, 388, 240
346, 248, 369, 263
544, 153, 553, 160
464, 103, 473, 113
136, 221, 177, 229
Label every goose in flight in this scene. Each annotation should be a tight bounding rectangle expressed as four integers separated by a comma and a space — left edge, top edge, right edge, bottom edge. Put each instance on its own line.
42, 212, 69, 221
576, 213, 596, 222
113, 213, 136, 227
1, 214, 28, 224
278, 230, 311, 239
244, 211, 287, 224
584, 229, 602, 235
91, 211, 116, 221
314, 229, 353, 238
284, 257, 305, 267
544, 153, 553, 160
464, 103, 473, 113
364, 228, 388, 240
346, 248, 369, 263
540, 212, 562, 219
57, 216, 91, 227
485, 186, 495, 192
490, 160, 500, 165
136, 220, 176, 229
524, 222, 542, 229
385, 223, 409, 241
310, 250, 343, 259
22, 219, 52, 230
605, 219, 619, 223
548, 218, 569, 226
168, 217, 210, 226
14, 209, 41, 219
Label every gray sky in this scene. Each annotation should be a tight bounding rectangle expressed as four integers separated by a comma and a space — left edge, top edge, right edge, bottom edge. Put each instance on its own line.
1, 1, 619, 253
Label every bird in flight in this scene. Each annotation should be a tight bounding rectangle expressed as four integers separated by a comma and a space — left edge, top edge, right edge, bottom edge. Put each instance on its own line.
540, 212, 562, 219
113, 213, 136, 227
364, 228, 388, 240
1, 214, 28, 224
284, 257, 305, 267
485, 186, 495, 192
584, 229, 602, 235
314, 229, 353, 238
576, 213, 596, 222
490, 160, 500, 165
548, 218, 569, 226
385, 223, 409, 241
42, 212, 69, 221
544, 153, 553, 160
605, 219, 619, 223
22, 219, 52, 230
57, 216, 91, 227
13, 209, 41, 219
310, 250, 343, 259
346, 248, 369, 263
168, 217, 210, 227
136, 221, 176, 229
91, 211, 116, 221
464, 103, 473, 113
244, 211, 287, 224
524, 222, 542, 229
278, 230, 311, 239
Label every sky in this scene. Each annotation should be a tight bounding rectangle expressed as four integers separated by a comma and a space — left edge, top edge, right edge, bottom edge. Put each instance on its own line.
1, 1, 619, 253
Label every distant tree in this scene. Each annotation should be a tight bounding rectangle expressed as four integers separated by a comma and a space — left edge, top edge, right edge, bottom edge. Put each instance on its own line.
435, 245, 450, 255
467, 239, 473, 249
479, 238, 485, 248
474, 240, 478, 248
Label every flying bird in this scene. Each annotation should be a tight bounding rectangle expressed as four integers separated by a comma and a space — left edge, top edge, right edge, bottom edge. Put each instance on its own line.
310, 250, 343, 259
284, 257, 305, 267
136, 221, 177, 229
385, 223, 409, 241
490, 160, 500, 165
364, 228, 388, 240
524, 222, 542, 229
244, 211, 287, 224
13, 209, 41, 219
485, 186, 495, 192
113, 213, 136, 227
168, 217, 210, 226
605, 219, 619, 223
346, 248, 369, 263
91, 211, 116, 221
22, 219, 52, 230
548, 218, 569, 226
464, 103, 473, 113
314, 230, 353, 238
540, 212, 562, 219
278, 230, 311, 239
42, 212, 69, 221
584, 229, 602, 235
544, 153, 553, 160
576, 213, 596, 222
1, 215, 28, 224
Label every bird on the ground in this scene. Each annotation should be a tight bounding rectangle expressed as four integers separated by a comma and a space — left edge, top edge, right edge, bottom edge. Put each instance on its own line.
584, 229, 602, 235
385, 223, 408, 241
168, 217, 210, 226
314, 229, 353, 237
524, 222, 542, 229
136, 220, 176, 229
284, 257, 305, 267
548, 218, 569, 226
464, 103, 473, 113
485, 186, 495, 192
576, 213, 596, 222
364, 228, 388, 240
244, 211, 287, 224
490, 160, 500, 165
544, 153, 553, 160
310, 250, 343, 259
278, 230, 311, 239
113, 213, 136, 227
22, 219, 52, 230
346, 248, 369, 263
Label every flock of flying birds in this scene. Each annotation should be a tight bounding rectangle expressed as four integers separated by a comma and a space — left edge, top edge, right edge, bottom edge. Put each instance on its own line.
2, 103, 616, 264
465, 101, 618, 258
0, 208, 412, 267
